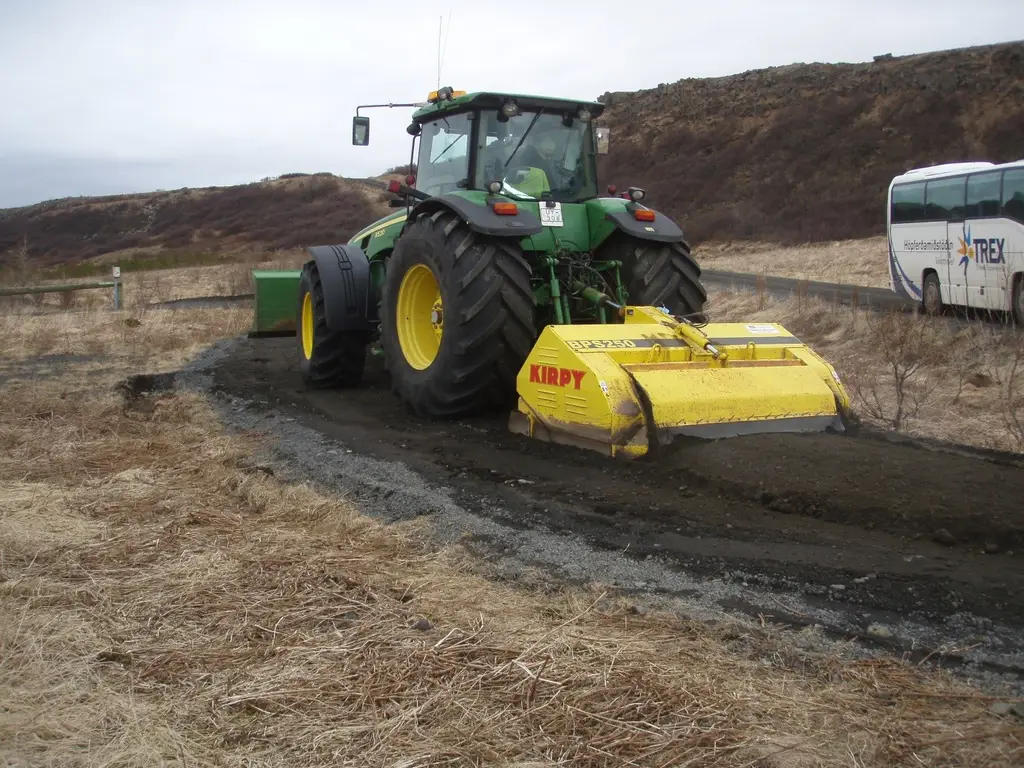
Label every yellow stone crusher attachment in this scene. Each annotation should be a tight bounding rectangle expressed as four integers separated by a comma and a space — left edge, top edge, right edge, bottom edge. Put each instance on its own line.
509, 296, 853, 459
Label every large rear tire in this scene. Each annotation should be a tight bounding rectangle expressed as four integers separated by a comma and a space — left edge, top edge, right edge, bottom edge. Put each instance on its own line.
380, 209, 535, 417
600, 232, 707, 320
296, 260, 370, 388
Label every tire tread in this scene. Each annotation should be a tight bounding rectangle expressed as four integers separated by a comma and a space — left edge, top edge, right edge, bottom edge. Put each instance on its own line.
381, 211, 535, 417
298, 261, 369, 389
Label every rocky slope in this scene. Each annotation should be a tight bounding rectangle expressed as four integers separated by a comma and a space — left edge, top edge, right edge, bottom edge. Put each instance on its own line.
0, 174, 388, 270
596, 41, 1024, 244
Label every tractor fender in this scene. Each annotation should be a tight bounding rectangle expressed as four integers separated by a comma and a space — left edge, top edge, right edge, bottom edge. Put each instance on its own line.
307, 243, 378, 331
409, 193, 544, 237
604, 207, 685, 244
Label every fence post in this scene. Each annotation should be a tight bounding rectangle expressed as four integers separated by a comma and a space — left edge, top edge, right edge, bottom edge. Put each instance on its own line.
112, 266, 122, 310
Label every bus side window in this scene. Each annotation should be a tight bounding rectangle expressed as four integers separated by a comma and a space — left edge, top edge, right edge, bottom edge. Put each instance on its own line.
966, 171, 1002, 219
1002, 169, 1024, 225
925, 176, 966, 220
892, 182, 925, 223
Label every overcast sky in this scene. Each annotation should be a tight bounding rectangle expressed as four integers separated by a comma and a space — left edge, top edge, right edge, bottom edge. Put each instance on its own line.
1, 0, 1021, 208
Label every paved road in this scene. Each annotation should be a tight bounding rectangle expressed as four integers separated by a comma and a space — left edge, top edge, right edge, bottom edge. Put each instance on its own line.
701, 269, 915, 311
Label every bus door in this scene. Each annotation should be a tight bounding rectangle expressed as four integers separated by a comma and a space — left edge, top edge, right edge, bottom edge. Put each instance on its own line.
945, 219, 970, 306
926, 175, 971, 306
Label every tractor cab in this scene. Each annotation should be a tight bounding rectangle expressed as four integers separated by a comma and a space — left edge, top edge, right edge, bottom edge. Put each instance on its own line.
353, 88, 610, 204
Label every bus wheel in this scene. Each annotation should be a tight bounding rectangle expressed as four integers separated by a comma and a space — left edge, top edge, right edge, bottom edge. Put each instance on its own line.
1013, 275, 1024, 326
922, 273, 942, 316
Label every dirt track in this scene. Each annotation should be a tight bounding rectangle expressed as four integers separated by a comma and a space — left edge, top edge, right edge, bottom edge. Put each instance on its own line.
204, 334, 1024, 686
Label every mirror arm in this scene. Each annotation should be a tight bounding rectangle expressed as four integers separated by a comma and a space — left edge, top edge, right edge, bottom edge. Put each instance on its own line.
356, 102, 423, 115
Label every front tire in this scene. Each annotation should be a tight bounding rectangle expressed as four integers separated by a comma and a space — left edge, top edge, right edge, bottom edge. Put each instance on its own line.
380, 209, 535, 418
1012, 275, 1024, 327
296, 260, 370, 388
922, 272, 943, 316
600, 232, 708, 320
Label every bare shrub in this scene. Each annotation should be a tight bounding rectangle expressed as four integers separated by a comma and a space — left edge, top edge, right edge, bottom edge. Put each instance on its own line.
1001, 330, 1024, 450
1, 235, 35, 286
834, 310, 948, 432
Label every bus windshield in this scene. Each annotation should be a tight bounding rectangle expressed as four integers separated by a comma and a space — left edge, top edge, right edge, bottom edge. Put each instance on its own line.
474, 110, 598, 203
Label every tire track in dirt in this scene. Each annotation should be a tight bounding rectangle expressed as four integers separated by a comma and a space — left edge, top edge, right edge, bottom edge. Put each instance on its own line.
188, 334, 1024, 692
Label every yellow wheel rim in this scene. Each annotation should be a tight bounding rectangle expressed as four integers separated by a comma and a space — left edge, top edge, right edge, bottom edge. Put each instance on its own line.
396, 263, 443, 370
301, 291, 314, 360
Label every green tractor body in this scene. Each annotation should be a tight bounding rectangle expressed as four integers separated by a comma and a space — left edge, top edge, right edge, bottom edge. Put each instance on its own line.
283, 86, 708, 420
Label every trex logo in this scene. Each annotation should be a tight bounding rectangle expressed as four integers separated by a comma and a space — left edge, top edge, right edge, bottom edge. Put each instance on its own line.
529, 364, 586, 390
958, 226, 1005, 276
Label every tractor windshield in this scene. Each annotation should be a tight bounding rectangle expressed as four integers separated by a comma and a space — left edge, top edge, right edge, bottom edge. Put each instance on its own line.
474, 110, 598, 203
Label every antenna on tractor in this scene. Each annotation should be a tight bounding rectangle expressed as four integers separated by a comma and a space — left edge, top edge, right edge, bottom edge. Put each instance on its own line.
436, 10, 452, 90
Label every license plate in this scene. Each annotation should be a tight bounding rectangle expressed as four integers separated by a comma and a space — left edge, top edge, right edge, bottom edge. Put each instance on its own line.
539, 202, 563, 227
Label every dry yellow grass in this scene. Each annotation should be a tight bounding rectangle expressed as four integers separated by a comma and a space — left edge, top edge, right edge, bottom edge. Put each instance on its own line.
0, 305, 252, 370
2, 269, 1023, 765
697, 237, 890, 287
1, 250, 309, 314
2, 359, 1022, 766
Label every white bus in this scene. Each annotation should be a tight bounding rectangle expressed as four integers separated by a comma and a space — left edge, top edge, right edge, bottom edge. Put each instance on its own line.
886, 159, 1024, 324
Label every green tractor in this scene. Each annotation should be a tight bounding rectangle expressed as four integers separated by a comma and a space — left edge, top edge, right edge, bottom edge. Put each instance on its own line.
296, 86, 707, 420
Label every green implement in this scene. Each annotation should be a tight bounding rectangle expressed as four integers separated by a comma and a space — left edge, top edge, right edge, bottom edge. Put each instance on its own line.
250, 269, 302, 336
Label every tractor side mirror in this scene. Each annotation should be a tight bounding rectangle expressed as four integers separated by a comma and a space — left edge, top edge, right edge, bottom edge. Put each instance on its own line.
595, 125, 610, 155
352, 116, 370, 146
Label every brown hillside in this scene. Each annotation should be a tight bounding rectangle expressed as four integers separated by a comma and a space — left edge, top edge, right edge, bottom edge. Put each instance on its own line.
0, 174, 388, 269
2, 42, 1022, 270
596, 41, 1024, 244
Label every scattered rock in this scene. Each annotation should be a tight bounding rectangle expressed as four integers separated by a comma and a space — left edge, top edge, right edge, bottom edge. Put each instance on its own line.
830, 584, 846, 592
990, 701, 1013, 716
94, 648, 133, 667
853, 576, 870, 584
932, 528, 957, 547
630, 603, 649, 616
115, 372, 176, 400
984, 542, 1001, 554
410, 617, 433, 631
517, 479, 534, 485
966, 372, 995, 388
767, 498, 798, 515
867, 623, 893, 640
238, 460, 274, 477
